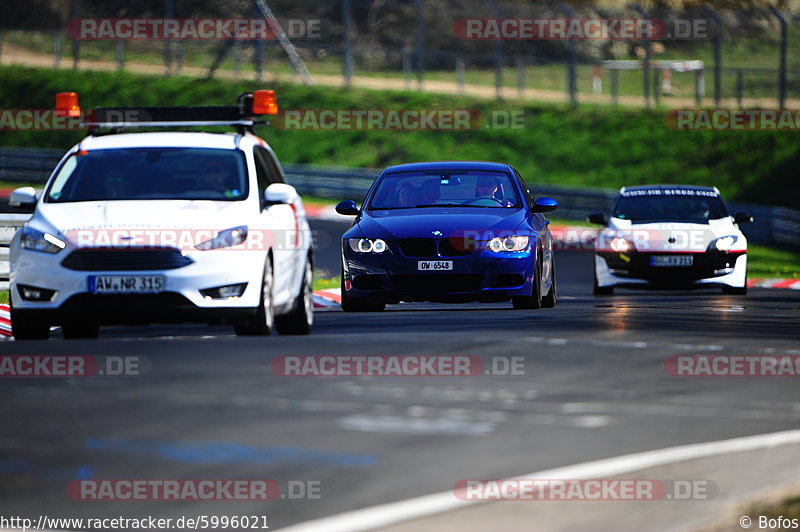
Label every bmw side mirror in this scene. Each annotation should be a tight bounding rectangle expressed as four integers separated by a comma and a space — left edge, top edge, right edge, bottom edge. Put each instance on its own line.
264, 183, 298, 205
733, 212, 753, 224
9, 187, 38, 212
532, 197, 558, 213
586, 212, 608, 225
335, 200, 359, 216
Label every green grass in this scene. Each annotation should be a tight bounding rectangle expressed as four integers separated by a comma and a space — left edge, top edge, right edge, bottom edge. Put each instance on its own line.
747, 244, 800, 279
0, 65, 798, 209
0, 290, 7, 304
747, 495, 800, 525
312, 274, 340, 291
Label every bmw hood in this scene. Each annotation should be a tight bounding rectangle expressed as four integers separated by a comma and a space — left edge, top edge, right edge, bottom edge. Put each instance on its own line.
354, 208, 529, 241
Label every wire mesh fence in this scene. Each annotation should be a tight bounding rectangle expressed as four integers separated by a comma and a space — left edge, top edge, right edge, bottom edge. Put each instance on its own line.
1, 0, 797, 108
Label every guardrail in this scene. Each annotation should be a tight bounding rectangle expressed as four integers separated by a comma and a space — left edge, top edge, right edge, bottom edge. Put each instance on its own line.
0, 147, 798, 292
0, 214, 30, 290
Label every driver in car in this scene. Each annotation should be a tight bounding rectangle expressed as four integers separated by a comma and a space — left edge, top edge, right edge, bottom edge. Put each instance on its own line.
474, 176, 512, 206
202, 159, 241, 199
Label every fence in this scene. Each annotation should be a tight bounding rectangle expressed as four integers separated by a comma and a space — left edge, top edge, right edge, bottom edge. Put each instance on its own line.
0, 1, 796, 108
1, 147, 798, 258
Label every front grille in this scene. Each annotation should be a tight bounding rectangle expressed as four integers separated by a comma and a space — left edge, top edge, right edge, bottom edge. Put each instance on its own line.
62, 292, 192, 309
391, 274, 483, 293
399, 239, 436, 258
437, 238, 474, 257
62, 248, 193, 271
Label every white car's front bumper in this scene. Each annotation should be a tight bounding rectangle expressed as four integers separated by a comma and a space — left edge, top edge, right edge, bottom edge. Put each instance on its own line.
594, 252, 747, 289
10, 247, 267, 324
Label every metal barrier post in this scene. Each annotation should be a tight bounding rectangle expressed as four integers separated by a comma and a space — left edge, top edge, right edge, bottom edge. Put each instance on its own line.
71, 0, 81, 70
415, 0, 425, 91
611, 69, 618, 105
704, 7, 722, 108
54, 32, 62, 68
115, 40, 124, 70
769, 6, 787, 109
736, 70, 743, 108
404, 51, 412, 90
456, 56, 465, 95
342, 0, 353, 86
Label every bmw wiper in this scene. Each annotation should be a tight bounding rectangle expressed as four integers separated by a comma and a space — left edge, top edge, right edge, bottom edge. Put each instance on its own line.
415, 203, 479, 208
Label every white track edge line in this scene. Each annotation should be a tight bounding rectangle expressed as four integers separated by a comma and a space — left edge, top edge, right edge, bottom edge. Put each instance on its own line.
277, 428, 800, 532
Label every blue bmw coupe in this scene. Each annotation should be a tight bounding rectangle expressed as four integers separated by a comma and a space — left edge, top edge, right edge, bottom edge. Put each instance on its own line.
336, 161, 559, 312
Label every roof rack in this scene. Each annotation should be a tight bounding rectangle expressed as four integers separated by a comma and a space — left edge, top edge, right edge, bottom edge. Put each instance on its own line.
55, 91, 278, 135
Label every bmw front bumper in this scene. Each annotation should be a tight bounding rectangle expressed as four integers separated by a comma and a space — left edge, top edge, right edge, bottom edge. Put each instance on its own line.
342, 241, 537, 303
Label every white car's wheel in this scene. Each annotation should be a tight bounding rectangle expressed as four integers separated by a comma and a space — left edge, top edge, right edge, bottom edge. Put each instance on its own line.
276, 258, 314, 335
235, 259, 274, 336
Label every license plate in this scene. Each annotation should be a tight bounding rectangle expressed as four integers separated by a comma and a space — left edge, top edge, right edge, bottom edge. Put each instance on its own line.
418, 260, 453, 271
650, 255, 693, 267
88, 275, 165, 294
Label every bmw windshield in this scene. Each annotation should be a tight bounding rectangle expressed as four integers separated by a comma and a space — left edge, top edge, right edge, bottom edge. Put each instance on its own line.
368, 170, 521, 209
45, 147, 248, 203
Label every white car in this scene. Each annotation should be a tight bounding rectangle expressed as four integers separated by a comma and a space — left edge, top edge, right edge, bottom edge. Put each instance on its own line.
587, 185, 751, 295
9, 92, 314, 339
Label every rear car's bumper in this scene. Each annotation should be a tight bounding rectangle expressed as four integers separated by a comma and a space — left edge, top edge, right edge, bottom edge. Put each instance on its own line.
595, 251, 747, 289
342, 244, 536, 303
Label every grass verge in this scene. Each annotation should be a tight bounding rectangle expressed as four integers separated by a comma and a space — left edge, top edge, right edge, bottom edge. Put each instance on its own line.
0, 65, 799, 208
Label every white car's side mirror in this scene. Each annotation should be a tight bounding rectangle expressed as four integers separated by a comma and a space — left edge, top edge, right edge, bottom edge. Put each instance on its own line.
9, 187, 38, 210
264, 183, 298, 205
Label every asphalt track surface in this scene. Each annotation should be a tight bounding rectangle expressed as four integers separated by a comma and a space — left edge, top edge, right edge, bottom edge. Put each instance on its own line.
1, 218, 799, 530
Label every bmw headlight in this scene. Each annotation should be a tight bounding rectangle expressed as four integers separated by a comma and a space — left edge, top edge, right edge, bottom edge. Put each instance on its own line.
348, 238, 387, 253
195, 226, 248, 250
20, 226, 66, 254
486, 235, 529, 252
709, 235, 738, 252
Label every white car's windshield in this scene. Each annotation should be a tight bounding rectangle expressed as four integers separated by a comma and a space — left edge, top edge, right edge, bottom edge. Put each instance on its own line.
368, 170, 521, 209
613, 192, 729, 223
46, 147, 248, 203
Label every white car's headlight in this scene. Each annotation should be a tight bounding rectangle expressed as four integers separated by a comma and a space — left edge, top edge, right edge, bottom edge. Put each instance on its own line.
348, 238, 387, 253
487, 235, 529, 252
20, 226, 66, 254
710, 235, 738, 252
195, 226, 248, 250
610, 237, 634, 253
